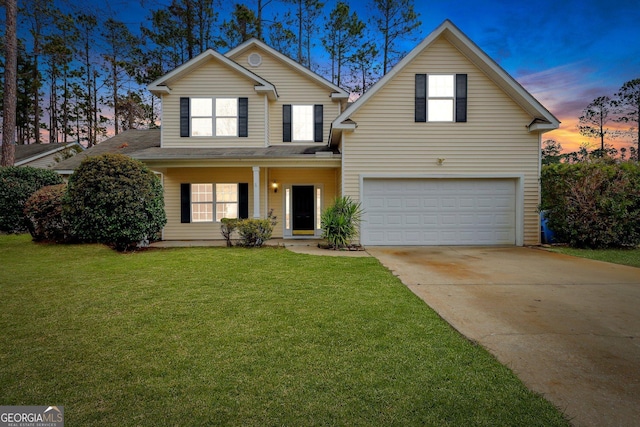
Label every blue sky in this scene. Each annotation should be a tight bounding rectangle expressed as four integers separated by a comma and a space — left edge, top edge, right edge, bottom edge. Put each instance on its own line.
63, 0, 640, 151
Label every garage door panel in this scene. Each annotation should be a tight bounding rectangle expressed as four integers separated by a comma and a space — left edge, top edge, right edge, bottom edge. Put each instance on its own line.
362, 178, 516, 245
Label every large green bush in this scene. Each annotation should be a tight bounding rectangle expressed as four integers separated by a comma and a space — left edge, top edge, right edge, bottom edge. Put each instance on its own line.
64, 153, 166, 251
0, 166, 63, 233
540, 161, 640, 248
23, 184, 69, 242
321, 196, 363, 249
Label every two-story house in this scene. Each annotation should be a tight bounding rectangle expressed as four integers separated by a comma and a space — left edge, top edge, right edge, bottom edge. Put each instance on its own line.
56, 20, 559, 246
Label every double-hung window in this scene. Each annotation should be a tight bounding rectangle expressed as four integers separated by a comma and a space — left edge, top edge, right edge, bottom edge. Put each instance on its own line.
191, 183, 214, 222
190, 98, 238, 137
189, 183, 238, 222
415, 74, 467, 123
292, 105, 314, 141
283, 104, 323, 142
214, 184, 238, 222
427, 75, 455, 122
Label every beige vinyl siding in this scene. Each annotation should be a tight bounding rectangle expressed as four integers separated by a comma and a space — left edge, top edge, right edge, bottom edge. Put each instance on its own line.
229, 47, 341, 145
163, 167, 258, 240
162, 58, 265, 148
267, 168, 339, 237
162, 166, 340, 240
342, 36, 542, 245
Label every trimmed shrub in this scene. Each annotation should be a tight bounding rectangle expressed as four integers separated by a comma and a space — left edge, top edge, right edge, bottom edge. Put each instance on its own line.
0, 166, 63, 233
540, 161, 640, 248
321, 196, 363, 249
64, 153, 167, 251
236, 218, 275, 247
23, 184, 69, 242
230, 210, 277, 247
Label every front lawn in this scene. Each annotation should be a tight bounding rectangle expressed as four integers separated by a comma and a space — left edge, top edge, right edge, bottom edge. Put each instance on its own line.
0, 235, 568, 426
548, 246, 640, 268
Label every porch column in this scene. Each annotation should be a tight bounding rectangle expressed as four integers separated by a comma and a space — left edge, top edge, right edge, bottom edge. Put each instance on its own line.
252, 166, 260, 218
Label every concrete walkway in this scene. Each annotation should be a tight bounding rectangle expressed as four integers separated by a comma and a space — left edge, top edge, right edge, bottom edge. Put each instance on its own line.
366, 246, 640, 427
151, 238, 370, 257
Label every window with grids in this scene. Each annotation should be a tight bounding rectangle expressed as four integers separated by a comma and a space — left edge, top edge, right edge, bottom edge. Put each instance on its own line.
190, 183, 238, 222
191, 184, 214, 222
215, 184, 238, 222
190, 98, 238, 136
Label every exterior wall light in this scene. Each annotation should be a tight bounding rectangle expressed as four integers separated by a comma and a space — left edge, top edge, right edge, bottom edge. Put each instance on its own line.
272, 180, 279, 193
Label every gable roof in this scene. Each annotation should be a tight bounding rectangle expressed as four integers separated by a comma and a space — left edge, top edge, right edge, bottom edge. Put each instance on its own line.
226, 38, 349, 100
331, 20, 560, 144
147, 49, 278, 100
52, 129, 161, 174
15, 142, 83, 166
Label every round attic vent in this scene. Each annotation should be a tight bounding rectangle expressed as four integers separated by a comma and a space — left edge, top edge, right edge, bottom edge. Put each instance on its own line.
248, 53, 262, 67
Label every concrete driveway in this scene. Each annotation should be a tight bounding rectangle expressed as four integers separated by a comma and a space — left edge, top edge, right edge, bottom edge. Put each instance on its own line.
366, 246, 640, 427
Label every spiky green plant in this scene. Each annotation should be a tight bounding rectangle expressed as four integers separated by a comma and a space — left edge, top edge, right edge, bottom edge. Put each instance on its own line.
321, 196, 363, 249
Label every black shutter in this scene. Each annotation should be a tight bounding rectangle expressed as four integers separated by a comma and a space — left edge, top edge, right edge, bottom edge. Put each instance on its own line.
180, 183, 191, 223
415, 74, 427, 122
313, 105, 323, 142
455, 74, 467, 123
238, 183, 249, 219
283, 104, 292, 142
238, 97, 248, 137
180, 98, 190, 137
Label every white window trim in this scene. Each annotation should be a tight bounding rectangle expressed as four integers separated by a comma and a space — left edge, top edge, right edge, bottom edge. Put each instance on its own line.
427, 74, 455, 122
191, 183, 240, 223
292, 105, 314, 142
215, 183, 239, 222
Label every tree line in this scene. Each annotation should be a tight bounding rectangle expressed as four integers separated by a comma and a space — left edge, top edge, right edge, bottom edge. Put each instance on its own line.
0, 0, 421, 152
543, 78, 640, 164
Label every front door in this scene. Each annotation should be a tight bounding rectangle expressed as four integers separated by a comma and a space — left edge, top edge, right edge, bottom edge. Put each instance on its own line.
292, 185, 315, 235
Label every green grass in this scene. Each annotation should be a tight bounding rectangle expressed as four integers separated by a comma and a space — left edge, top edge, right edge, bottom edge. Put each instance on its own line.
0, 234, 568, 426
548, 246, 640, 268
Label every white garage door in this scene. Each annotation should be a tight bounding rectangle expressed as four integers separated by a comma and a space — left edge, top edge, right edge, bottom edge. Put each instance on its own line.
362, 178, 516, 245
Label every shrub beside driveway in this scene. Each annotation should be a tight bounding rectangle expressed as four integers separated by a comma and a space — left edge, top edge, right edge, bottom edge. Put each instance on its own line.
0, 235, 569, 426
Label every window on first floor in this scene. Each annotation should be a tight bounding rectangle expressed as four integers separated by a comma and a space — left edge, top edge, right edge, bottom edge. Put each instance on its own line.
190, 183, 238, 222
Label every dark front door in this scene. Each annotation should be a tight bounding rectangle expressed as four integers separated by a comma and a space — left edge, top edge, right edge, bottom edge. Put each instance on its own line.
292, 185, 315, 235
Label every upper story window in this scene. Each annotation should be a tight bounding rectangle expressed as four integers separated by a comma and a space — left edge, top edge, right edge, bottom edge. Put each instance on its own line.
292, 105, 314, 141
415, 74, 467, 123
283, 104, 324, 143
180, 97, 248, 138
191, 98, 238, 137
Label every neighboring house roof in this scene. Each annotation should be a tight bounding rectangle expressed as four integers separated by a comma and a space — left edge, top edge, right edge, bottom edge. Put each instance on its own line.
15, 142, 83, 167
225, 38, 349, 100
330, 19, 560, 145
147, 49, 278, 100
52, 129, 161, 174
